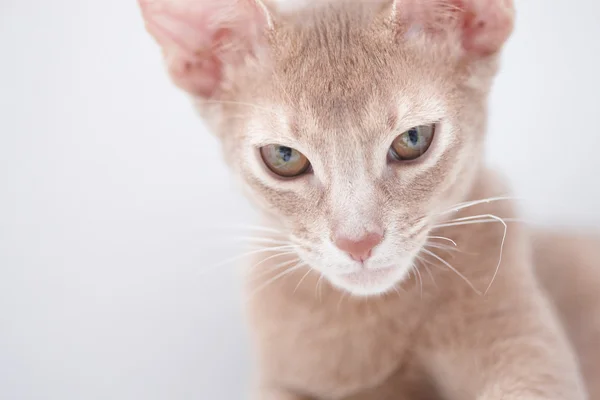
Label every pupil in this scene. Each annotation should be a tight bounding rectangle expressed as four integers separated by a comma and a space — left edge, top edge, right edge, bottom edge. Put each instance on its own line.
279, 146, 293, 162
408, 129, 419, 145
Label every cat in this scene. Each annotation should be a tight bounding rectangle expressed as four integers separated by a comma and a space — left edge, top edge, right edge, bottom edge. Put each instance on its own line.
138, 0, 599, 398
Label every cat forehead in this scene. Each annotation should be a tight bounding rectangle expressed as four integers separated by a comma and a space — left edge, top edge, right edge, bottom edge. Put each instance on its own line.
261, 56, 456, 137
271, 16, 391, 95
263, 8, 462, 126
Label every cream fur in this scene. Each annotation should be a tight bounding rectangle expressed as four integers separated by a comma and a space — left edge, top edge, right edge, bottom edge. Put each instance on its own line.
139, 0, 599, 398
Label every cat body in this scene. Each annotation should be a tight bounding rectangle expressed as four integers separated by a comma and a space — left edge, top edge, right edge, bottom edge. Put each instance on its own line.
138, 0, 598, 398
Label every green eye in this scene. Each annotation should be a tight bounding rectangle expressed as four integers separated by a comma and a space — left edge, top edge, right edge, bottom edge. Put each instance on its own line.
390, 124, 435, 161
260, 145, 311, 178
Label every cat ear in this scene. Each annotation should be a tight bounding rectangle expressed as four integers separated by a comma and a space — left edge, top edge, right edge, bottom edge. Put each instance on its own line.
138, 0, 274, 97
391, 0, 515, 57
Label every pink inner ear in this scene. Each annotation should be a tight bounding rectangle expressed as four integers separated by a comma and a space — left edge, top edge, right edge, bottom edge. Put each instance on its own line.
458, 0, 515, 56
139, 0, 270, 97
397, 0, 514, 56
167, 52, 222, 99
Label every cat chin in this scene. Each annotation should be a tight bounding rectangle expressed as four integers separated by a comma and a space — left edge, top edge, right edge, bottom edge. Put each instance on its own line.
328, 266, 411, 297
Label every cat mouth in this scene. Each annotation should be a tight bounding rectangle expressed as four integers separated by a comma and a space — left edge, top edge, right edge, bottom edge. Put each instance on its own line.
339, 267, 396, 284
333, 266, 403, 296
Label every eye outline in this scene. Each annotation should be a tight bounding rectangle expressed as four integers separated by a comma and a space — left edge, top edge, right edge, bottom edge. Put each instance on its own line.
258, 144, 312, 179
388, 123, 437, 163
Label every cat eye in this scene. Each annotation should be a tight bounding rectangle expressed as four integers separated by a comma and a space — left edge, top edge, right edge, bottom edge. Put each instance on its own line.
260, 145, 311, 178
389, 124, 436, 161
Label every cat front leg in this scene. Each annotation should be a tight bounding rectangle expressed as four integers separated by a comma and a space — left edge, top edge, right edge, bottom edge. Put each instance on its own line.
417, 282, 588, 400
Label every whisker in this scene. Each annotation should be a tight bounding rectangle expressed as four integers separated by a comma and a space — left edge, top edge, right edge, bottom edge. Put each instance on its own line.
420, 248, 482, 296
433, 217, 523, 229
477, 215, 508, 295
414, 253, 436, 270
202, 244, 298, 274
213, 225, 284, 235
422, 262, 437, 288
437, 213, 508, 294
315, 274, 325, 302
431, 211, 510, 294
427, 236, 457, 247
445, 214, 508, 223
438, 196, 521, 216
415, 255, 440, 289
227, 237, 293, 246
293, 267, 313, 294
248, 258, 300, 281
337, 291, 348, 311
425, 242, 478, 258
246, 250, 299, 273
414, 264, 424, 299
424, 242, 460, 254
245, 261, 307, 301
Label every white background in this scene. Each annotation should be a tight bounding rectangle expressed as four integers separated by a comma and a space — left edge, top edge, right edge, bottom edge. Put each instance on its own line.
1, 0, 599, 399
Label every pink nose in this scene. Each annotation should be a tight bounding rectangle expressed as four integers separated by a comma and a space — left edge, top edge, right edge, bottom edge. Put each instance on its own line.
334, 232, 383, 262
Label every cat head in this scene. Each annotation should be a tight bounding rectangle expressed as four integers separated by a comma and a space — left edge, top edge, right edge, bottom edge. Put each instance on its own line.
139, 0, 514, 296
